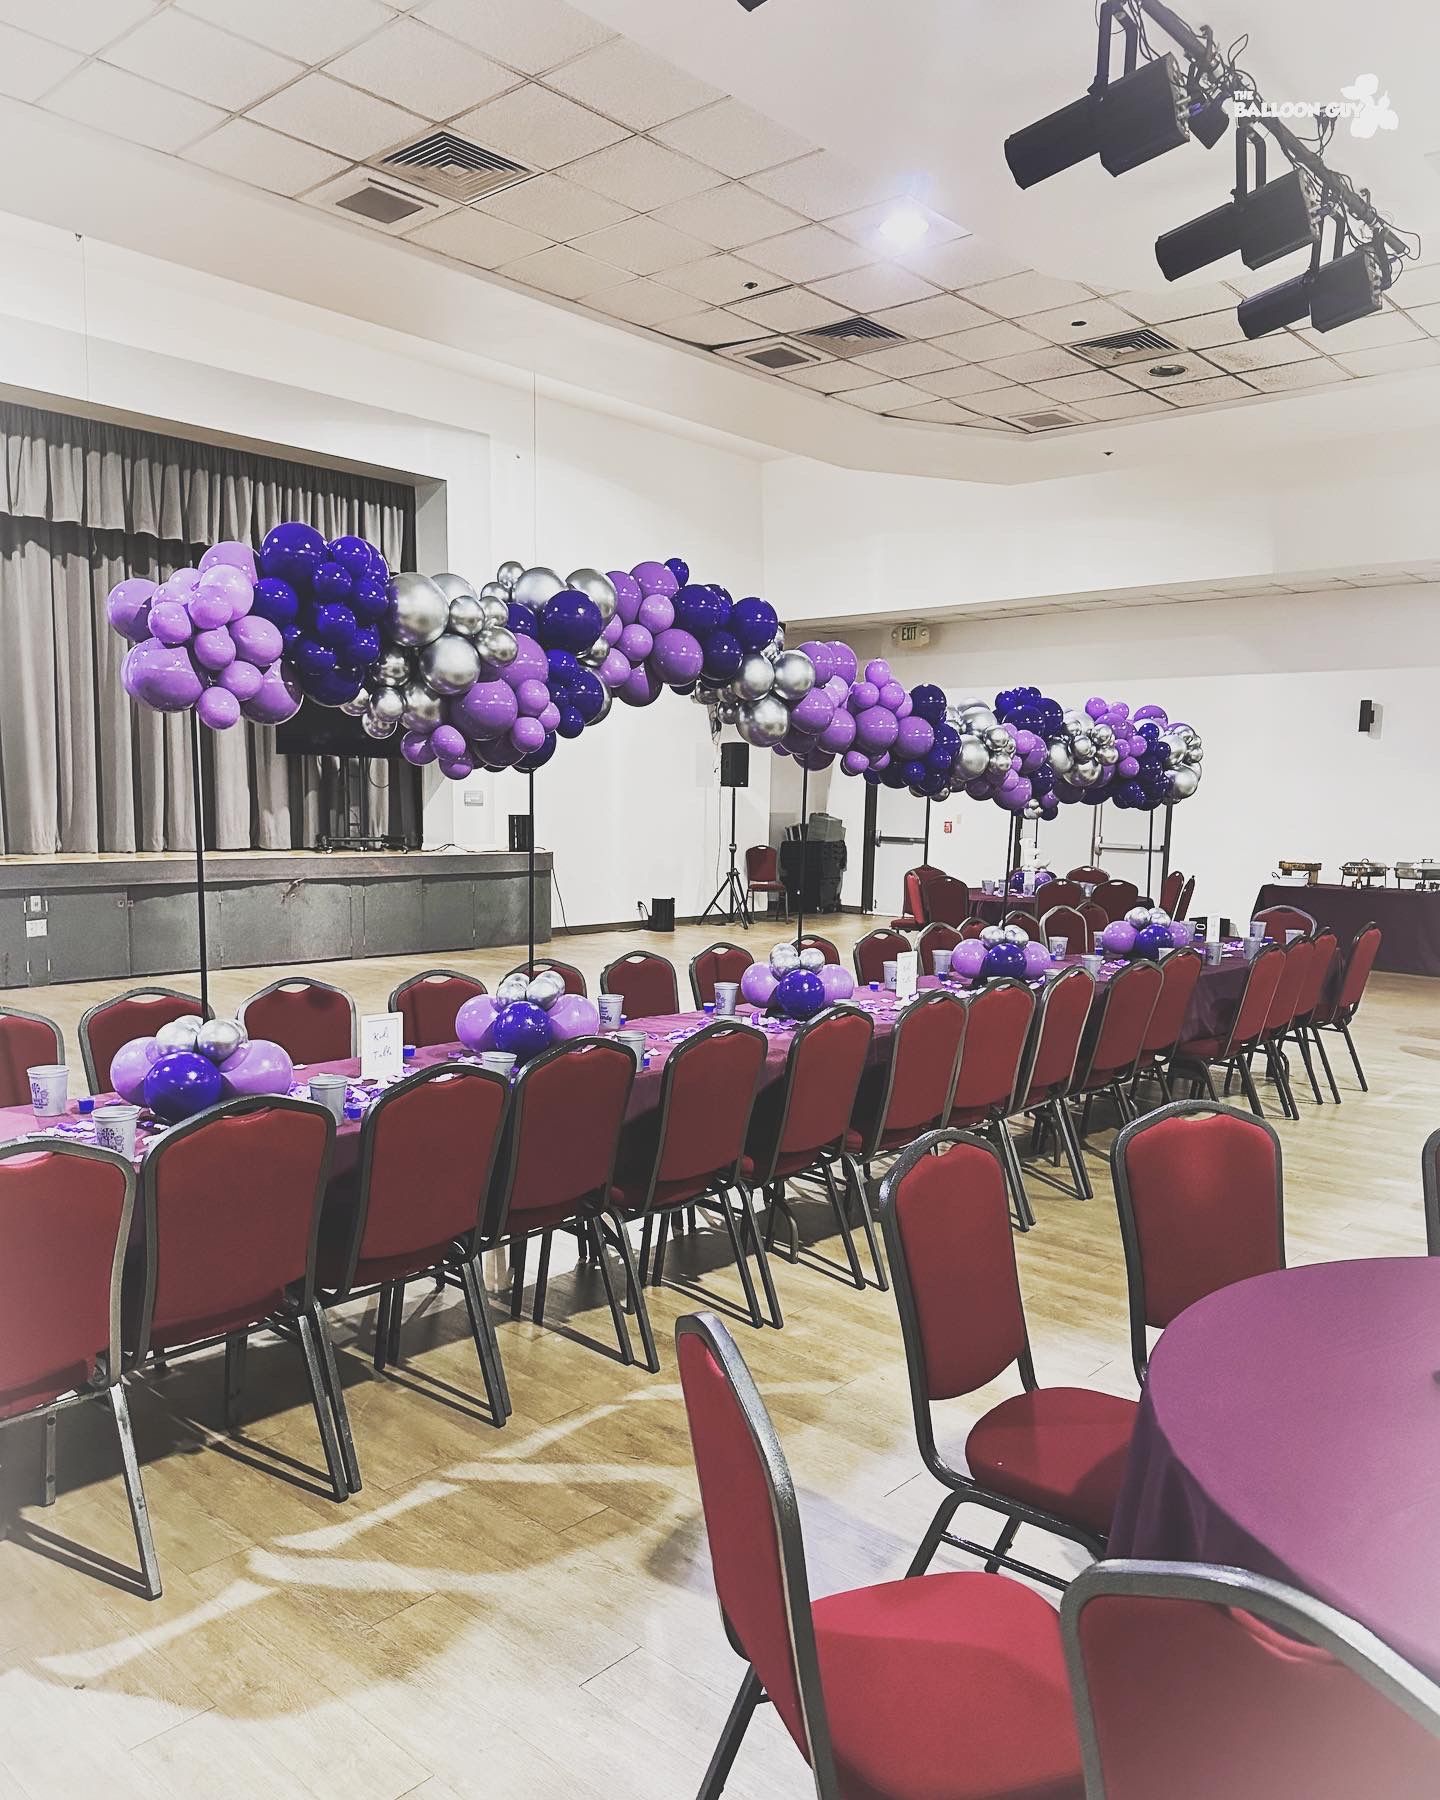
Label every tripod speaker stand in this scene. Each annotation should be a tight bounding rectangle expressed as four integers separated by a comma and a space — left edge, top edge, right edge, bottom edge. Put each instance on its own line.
701, 742, 751, 928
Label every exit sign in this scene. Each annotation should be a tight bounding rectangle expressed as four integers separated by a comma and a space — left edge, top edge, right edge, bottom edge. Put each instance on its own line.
892, 622, 930, 648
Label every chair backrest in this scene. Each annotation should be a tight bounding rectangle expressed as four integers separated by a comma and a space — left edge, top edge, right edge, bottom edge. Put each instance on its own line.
915, 921, 962, 973
239, 977, 356, 1063
796, 934, 841, 966
80, 986, 210, 1093
926, 876, 969, 927
0, 1005, 63, 1109
0, 1141, 134, 1418
137, 1097, 334, 1357
959, 916, 989, 940
689, 942, 754, 1007
1332, 923, 1382, 1019
600, 950, 679, 1019
947, 980, 1035, 1121
756, 1007, 873, 1177
651, 1022, 767, 1193
745, 845, 778, 884
1158, 870, 1184, 915
857, 990, 966, 1152
852, 927, 910, 985
1077, 960, 1163, 1092
878, 1133, 1030, 1434
504, 958, 588, 997
1220, 946, 1285, 1055
902, 867, 928, 924
1293, 930, 1338, 1019
388, 969, 487, 1048
1004, 908, 1043, 942
1424, 1127, 1440, 1258
1091, 879, 1141, 922
1039, 904, 1090, 956
1175, 874, 1196, 920
1263, 939, 1313, 1034
1140, 948, 1203, 1056
675, 1313, 839, 1789
1014, 965, 1095, 1110
1069, 866, 1109, 885
1111, 1100, 1284, 1382
1063, 1560, 1440, 1800
1254, 905, 1316, 941
484, 1038, 634, 1239
339, 1065, 509, 1291
1080, 900, 1110, 942
1037, 878, 1084, 909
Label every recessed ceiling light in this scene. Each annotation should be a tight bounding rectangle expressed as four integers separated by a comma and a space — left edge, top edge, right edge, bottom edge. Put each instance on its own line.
877, 204, 931, 251
1148, 362, 1187, 376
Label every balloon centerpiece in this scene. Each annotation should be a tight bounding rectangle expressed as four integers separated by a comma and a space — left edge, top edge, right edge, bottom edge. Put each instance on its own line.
740, 944, 855, 1019
455, 971, 599, 1064
1099, 907, 1197, 960
109, 1015, 294, 1123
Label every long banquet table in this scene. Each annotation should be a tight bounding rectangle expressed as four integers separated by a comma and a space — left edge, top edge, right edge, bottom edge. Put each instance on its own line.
1252, 880, 1440, 976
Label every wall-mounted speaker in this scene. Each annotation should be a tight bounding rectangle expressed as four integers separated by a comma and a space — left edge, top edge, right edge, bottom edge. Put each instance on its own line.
720, 742, 751, 789
1358, 699, 1380, 735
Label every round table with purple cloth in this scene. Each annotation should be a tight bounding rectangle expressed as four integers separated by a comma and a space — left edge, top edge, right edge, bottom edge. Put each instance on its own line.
1107, 1258, 1440, 1681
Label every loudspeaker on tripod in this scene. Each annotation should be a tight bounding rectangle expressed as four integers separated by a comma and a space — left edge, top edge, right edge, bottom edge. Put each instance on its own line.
720, 742, 750, 789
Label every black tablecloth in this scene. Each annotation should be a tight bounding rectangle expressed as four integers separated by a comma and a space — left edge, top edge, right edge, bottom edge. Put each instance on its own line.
1252, 883, 1440, 976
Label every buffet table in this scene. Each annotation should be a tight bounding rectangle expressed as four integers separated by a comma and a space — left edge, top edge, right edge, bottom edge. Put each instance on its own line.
1251, 882, 1440, 976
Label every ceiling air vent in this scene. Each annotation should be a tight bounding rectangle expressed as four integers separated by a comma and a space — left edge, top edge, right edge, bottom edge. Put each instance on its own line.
717, 337, 829, 371
1070, 326, 1181, 368
334, 182, 431, 226
795, 315, 907, 359
377, 130, 532, 204
1008, 408, 1084, 431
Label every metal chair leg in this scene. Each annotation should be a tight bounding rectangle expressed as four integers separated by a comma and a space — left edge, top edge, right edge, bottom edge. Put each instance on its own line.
1342, 1022, 1368, 1091
509, 1234, 528, 1320
459, 1258, 510, 1426
1293, 1026, 1324, 1104
386, 1278, 405, 1365
223, 1331, 247, 1432
1312, 1026, 1342, 1103
309, 1304, 361, 1493
841, 1152, 888, 1290
734, 1180, 782, 1329
907, 1490, 963, 1577
1053, 1100, 1093, 1201
373, 1283, 392, 1373
531, 1231, 552, 1327
42, 1410, 56, 1507
983, 1516, 1021, 1573
994, 1117, 1035, 1230
654, 1214, 671, 1288
605, 1208, 659, 1373
710, 1190, 764, 1330
108, 1383, 161, 1599
588, 1213, 635, 1368
1236, 1057, 1265, 1116
819, 1158, 866, 1289
698, 1668, 763, 1800
295, 1311, 349, 1501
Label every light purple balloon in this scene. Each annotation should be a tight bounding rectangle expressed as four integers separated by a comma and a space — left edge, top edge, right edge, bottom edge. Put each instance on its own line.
187, 591, 233, 632
610, 572, 642, 625
1100, 921, 1138, 956
149, 601, 193, 646
848, 680, 879, 713
218, 659, 263, 701
199, 541, 258, 582
1086, 695, 1108, 719
740, 964, 778, 1007
824, 675, 851, 705
240, 664, 302, 725
650, 628, 703, 684
110, 1035, 162, 1105
439, 754, 476, 780
790, 689, 835, 734
197, 563, 253, 621
829, 642, 858, 684
631, 561, 678, 598
864, 659, 892, 688
798, 641, 837, 683
162, 568, 201, 599
854, 706, 899, 753
796, 746, 834, 772
1110, 701, 1130, 721
1022, 941, 1052, 978
547, 995, 600, 1041
636, 594, 674, 635
877, 679, 906, 712
819, 710, 857, 754
819, 963, 855, 1003
456, 994, 498, 1051
1169, 921, 1195, 948
895, 694, 913, 719
600, 648, 633, 690
197, 685, 242, 731
842, 749, 869, 776
516, 678, 551, 717
219, 1037, 294, 1098
192, 626, 236, 671
1134, 704, 1168, 723
431, 723, 466, 760
539, 703, 561, 732
618, 622, 653, 663
106, 577, 158, 643
511, 715, 545, 752
501, 633, 548, 689
1117, 756, 1140, 778
952, 939, 987, 978
402, 729, 438, 766
602, 614, 623, 645
124, 639, 204, 713
894, 715, 934, 759
620, 665, 663, 707
453, 678, 518, 738
230, 613, 283, 667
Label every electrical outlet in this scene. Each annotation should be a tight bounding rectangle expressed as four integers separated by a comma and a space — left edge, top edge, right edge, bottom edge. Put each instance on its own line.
943, 819, 953, 834
463, 791, 485, 807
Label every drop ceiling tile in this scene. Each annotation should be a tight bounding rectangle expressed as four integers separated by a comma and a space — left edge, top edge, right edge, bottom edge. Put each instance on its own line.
326, 18, 517, 119
1017, 297, 1142, 344
652, 98, 811, 178
780, 362, 889, 394
887, 400, 984, 426
1206, 334, 1318, 373
745, 150, 906, 221
498, 243, 631, 300
829, 199, 968, 253
304, 168, 452, 232
809, 263, 938, 312
851, 342, 959, 379
744, 225, 871, 283
1332, 339, 1440, 378
1155, 374, 1255, 406
105, 9, 300, 110
932, 320, 1050, 361
1122, 352, 1224, 388
910, 364, 1013, 399
405, 206, 550, 266
44, 61, 225, 153
477, 173, 630, 241
178, 0, 393, 64
0, 23, 82, 100
660, 253, 780, 306
1030, 369, 1132, 402
185, 119, 350, 195
543, 37, 721, 130
1297, 306, 1420, 353
586, 279, 697, 326
1403, 300, 1440, 337
868, 294, 991, 339
654, 308, 762, 347
2, 0, 154, 53
417, 0, 612, 73
892, 236, 1026, 288
962, 271, 1094, 316
983, 346, 1090, 383
1110, 282, 1242, 323
1073, 390, 1173, 419
249, 73, 426, 161
961, 384, 1043, 418
839, 380, 936, 413
564, 137, 720, 211
1162, 308, 1246, 349
570, 215, 709, 275
1242, 360, 1350, 393
1391, 263, 1440, 308
728, 288, 853, 333
451, 85, 626, 170
650, 182, 805, 250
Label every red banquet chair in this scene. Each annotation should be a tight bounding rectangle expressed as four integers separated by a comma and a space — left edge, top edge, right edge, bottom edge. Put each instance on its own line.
0, 1141, 160, 1599
1284, 928, 1339, 1105
388, 969, 486, 1048
1310, 922, 1382, 1094
1110, 1099, 1284, 1384
503, 957, 587, 997
1158, 869, 1184, 915
1175, 873, 1196, 919
129, 1096, 353, 1502
1070, 959, 1164, 1147
1068, 865, 1108, 885
1004, 908, 1043, 942
675, 1311, 1085, 1800
1250, 938, 1315, 1119
690, 941, 754, 1008
239, 977, 356, 1064
744, 845, 787, 921
315, 1066, 511, 1477
1080, 900, 1110, 945
796, 933, 841, 966
958, 916, 990, 939
1062, 1559, 1440, 1800
1036, 878, 1084, 910
600, 950, 679, 1019
0, 1005, 64, 1107
1090, 879, 1141, 923
1171, 944, 1285, 1116
479, 1038, 645, 1366
1130, 946, 1203, 1107
1423, 1127, 1440, 1257
852, 927, 910, 985
891, 863, 945, 931
879, 1131, 1136, 1586
749, 1006, 876, 1289
80, 986, 211, 1093
1004, 965, 1096, 1226
945, 979, 1037, 1216
1253, 904, 1317, 941
612, 1020, 776, 1331
915, 921, 962, 974
1039, 903, 1090, 956
925, 875, 970, 927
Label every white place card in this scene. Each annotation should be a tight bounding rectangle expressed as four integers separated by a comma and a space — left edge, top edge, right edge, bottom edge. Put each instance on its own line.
895, 950, 919, 1004
360, 1011, 404, 1082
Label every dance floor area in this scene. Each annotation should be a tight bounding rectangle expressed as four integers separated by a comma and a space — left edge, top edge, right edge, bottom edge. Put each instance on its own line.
0, 914, 1431, 1800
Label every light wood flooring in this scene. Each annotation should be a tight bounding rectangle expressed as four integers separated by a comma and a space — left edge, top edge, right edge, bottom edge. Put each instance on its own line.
0, 915, 1434, 1800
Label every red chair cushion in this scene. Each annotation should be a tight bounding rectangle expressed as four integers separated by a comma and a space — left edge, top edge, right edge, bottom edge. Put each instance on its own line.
812, 1570, 1083, 1800
1175, 1035, 1222, 1060
965, 1386, 1138, 1539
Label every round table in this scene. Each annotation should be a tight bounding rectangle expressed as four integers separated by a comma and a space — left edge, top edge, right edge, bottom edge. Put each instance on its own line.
1108, 1258, 1440, 1680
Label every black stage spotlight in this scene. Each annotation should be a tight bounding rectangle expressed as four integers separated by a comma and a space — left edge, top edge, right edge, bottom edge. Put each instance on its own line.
1310, 241, 1389, 332
1156, 129, 1319, 281
1097, 51, 1191, 175
1005, 96, 1099, 189
1186, 90, 1230, 148
1237, 270, 1312, 338
736, 0, 769, 9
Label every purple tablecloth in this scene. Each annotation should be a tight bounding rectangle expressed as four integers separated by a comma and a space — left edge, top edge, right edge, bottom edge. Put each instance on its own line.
1108, 1258, 1440, 1680
1253, 881, 1440, 976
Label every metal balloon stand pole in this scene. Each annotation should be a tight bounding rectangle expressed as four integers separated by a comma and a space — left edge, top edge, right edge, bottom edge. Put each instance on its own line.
795, 765, 809, 950
922, 797, 932, 866
527, 770, 536, 972
189, 711, 210, 1015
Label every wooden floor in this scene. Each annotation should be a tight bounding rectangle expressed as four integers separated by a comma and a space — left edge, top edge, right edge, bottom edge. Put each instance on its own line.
0, 915, 1433, 1800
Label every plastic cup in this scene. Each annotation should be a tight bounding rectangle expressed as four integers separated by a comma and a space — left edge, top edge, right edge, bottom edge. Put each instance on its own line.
597, 993, 624, 1031
1285, 929, 1304, 944
27, 1063, 68, 1120
1082, 954, 1103, 975
616, 1030, 647, 1064
714, 981, 739, 1018
307, 1073, 347, 1122
932, 948, 953, 979
1047, 936, 1068, 959
479, 1052, 516, 1077
1081, 883, 1096, 897
883, 960, 898, 990
93, 1102, 139, 1158
1206, 941, 1225, 966
1247, 920, 1265, 940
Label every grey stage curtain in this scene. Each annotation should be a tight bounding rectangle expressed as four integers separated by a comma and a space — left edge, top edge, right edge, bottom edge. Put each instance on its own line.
0, 402, 415, 854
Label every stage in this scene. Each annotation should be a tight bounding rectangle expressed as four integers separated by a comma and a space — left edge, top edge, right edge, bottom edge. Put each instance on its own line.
0, 849, 551, 987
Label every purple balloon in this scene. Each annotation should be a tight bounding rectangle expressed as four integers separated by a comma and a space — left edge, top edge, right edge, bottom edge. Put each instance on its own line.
1086, 695, 1108, 719
854, 706, 899, 753
143, 1050, 223, 1123
864, 659, 892, 688
848, 680, 879, 713
823, 675, 851, 705
547, 995, 600, 1041
632, 561, 678, 598
191, 626, 236, 672
798, 641, 837, 684
620, 665, 663, 707
740, 963, 778, 1007
951, 939, 988, 978
196, 563, 253, 621
124, 640, 204, 713
1100, 921, 1138, 956
230, 614, 283, 667
431, 723, 466, 760
110, 1034, 162, 1105
602, 614, 623, 645
149, 601, 193, 646
841, 749, 869, 776
636, 594, 675, 636
1117, 756, 1140, 778
618, 623, 653, 663
197, 685, 242, 731
453, 678, 518, 739
438, 754, 476, 781
106, 577, 158, 643
610, 571, 643, 624
516, 678, 552, 717
790, 689, 835, 734
456, 994, 499, 1051
599, 648, 633, 690
217, 659, 263, 702
501, 632, 548, 689
650, 628, 703, 684
1022, 941, 1053, 978
819, 963, 855, 1003
199, 540, 258, 582
240, 664, 302, 725
402, 729, 438, 766
1134, 704, 1168, 723
877, 679, 906, 712
162, 568, 201, 599
538, 702, 561, 732
829, 642, 858, 684
187, 591, 233, 632
219, 1037, 294, 1098
819, 710, 857, 754
894, 715, 935, 759
1169, 921, 1195, 948
511, 715, 546, 752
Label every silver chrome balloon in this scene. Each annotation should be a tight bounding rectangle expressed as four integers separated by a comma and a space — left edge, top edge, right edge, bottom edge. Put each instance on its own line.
980, 925, 1004, 946
420, 634, 482, 697
772, 650, 816, 702
739, 694, 788, 745
478, 596, 510, 629
496, 972, 530, 1005
371, 686, 405, 722
479, 581, 510, 603
432, 572, 477, 603
447, 593, 485, 638
1049, 740, 1074, 775
495, 560, 525, 592
1023, 799, 1043, 820
195, 1017, 246, 1063
525, 971, 567, 1009
1071, 733, 1094, 758
770, 943, 800, 972
512, 565, 563, 610
156, 1016, 203, 1053
798, 947, 826, 972
1097, 744, 1120, 765
362, 710, 398, 739
1091, 722, 1115, 747
1169, 765, 1200, 799
566, 567, 618, 623
387, 571, 449, 647
957, 737, 990, 777
477, 625, 518, 668
581, 636, 609, 668
340, 691, 371, 719
1002, 924, 1029, 946
732, 654, 775, 702
984, 724, 1013, 751
592, 686, 612, 726
401, 681, 442, 729
376, 648, 411, 686
718, 697, 740, 725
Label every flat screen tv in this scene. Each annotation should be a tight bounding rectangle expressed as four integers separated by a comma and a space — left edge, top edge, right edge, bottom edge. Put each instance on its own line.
276, 700, 399, 759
